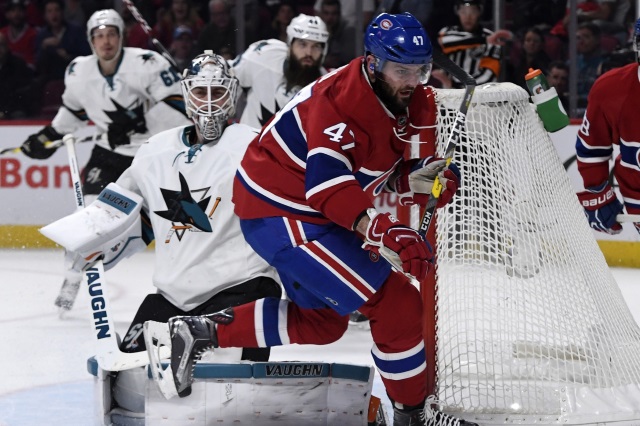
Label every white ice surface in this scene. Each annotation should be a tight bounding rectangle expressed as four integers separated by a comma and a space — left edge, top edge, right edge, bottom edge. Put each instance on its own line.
0, 248, 639, 425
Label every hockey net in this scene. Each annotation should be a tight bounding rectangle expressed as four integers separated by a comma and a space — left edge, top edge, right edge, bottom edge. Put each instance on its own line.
413, 82, 640, 424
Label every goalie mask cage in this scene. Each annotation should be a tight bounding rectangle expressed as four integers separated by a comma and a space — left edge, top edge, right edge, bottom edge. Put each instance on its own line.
409, 82, 640, 425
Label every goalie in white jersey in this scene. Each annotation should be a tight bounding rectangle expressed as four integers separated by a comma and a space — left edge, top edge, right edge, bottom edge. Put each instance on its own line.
19, 9, 190, 313
232, 13, 329, 128
44, 51, 282, 414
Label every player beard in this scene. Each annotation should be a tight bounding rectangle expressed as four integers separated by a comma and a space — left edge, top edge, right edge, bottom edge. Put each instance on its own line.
284, 56, 322, 93
372, 77, 414, 116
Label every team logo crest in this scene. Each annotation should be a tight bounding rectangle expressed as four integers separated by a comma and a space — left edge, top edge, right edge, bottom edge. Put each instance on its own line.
380, 19, 393, 30
155, 172, 221, 243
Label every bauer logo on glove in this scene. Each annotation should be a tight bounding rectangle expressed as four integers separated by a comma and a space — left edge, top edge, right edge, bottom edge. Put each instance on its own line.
576, 183, 623, 235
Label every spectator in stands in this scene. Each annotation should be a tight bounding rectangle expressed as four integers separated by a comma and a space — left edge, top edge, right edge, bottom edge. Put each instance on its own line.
258, 0, 296, 43
551, 0, 630, 45
433, 0, 510, 88
375, 0, 432, 28
508, 27, 551, 89
576, 22, 605, 111
0, 31, 34, 118
62, 0, 88, 28
318, 0, 355, 69
169, 24, 197, 71
153, 0, 204, 49
0, 0, 37, 67
511, 0, 567, 36
198, 0, 236, 58
599, 48, 636, 74
121, 5, 151, 49
313, 0, 374, 31
547, 60, 569, 110
35, 0, 90, 82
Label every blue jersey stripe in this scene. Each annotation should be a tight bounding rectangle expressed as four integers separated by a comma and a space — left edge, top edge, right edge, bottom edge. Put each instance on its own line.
372, 348, 426, 375
576, 136, 612, 160
272, 109, 309, 164
262, 298, 283, 346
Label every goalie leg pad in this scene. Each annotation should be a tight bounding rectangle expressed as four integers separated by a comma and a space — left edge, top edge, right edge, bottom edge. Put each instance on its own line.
112, 367, 147, 414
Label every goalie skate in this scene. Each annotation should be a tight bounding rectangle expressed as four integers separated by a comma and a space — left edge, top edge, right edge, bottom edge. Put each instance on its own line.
143, 320, 178, 399
144, 308, 234, 399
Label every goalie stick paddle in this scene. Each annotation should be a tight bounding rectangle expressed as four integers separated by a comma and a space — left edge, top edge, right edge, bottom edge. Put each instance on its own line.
417, 49, 476, 239
62, 134, 154, 371
122, 0, 180, 75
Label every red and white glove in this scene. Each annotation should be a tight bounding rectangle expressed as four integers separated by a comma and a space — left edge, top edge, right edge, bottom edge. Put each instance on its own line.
362, 210, 432, 281
576, 183, 623, 234
392, 157, 461, 207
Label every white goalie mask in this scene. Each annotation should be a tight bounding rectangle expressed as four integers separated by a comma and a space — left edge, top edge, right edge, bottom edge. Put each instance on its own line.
87, 9, 124, 56
181, 51, 239, 142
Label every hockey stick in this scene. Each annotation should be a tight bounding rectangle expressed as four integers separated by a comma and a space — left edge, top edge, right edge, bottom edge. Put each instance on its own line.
377, 50, 476, 279
617, 214, 640, 222
122, 0, 180, 74
0, 134, 104, 156
417, 49, 476, 238
63, 134, 157, 371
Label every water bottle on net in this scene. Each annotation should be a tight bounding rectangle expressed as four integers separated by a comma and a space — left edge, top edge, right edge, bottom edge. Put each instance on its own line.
525, 68, 569, 132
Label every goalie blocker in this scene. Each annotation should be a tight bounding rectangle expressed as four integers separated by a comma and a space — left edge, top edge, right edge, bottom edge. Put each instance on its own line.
40, 182, 150, 270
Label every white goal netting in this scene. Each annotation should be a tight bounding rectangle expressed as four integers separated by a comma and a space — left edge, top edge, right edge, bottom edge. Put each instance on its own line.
428, 82, 640, 425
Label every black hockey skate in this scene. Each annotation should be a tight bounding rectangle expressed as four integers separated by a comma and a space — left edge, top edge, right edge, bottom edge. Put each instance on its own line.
168, 308, 234, 397
392, 398, 478, 426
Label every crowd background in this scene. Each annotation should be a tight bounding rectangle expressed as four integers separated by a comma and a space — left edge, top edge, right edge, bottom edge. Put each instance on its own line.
0, 0, 637, 120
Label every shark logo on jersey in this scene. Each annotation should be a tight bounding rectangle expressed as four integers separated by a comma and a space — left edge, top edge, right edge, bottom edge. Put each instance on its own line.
67, 61, 77, 76
154, 173, 223, 243
140, 52, 156, 64
104, 100, 148, 133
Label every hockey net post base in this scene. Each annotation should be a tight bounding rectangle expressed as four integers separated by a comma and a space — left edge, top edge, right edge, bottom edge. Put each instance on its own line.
399, 82, 640, 425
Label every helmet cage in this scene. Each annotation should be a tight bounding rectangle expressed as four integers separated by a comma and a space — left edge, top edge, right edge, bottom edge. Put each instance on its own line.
86, 9, 124, 56
286, 14, 330, 62
181, 52, 238, 142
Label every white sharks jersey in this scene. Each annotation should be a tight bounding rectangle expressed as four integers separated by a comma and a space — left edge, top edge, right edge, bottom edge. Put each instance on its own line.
116, 124, 279, 311
51, 47, 189, 157
232, 39, 326, 128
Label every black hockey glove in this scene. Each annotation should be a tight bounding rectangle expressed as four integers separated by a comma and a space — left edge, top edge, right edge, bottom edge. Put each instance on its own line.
20, 126, 64, 159
107, 114, 147, 150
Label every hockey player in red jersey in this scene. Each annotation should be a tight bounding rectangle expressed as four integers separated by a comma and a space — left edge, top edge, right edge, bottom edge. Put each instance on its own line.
163, 13, 472, 426
575, 18, 640, 235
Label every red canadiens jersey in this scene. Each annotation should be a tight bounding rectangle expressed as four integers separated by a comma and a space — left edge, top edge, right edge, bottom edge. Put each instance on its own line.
233, 57, 438, 230
575, 63, 640, 209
